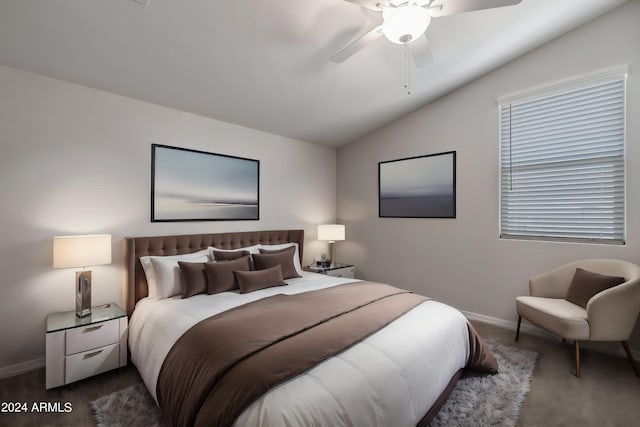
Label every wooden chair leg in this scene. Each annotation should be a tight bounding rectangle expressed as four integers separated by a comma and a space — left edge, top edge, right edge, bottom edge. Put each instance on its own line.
515, 316, 521, 342
621, 341, 640, 377
574, 340, 580, 377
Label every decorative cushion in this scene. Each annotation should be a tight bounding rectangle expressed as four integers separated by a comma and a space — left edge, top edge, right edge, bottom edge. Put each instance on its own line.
234, 265, 287, 294
207, 245, 261, 259
210, 249, 250, 261
565, 268, 626, 308
259, 243, 304, 276
150, 255, 210, 299
178, 261, 208, 298
208, 245, 261, 269
204, 256, 251, 295
140, 249, 210, 298
254, 246, 301, 280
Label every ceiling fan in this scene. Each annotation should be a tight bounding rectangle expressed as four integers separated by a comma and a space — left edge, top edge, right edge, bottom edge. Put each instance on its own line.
330, 0, 522, 65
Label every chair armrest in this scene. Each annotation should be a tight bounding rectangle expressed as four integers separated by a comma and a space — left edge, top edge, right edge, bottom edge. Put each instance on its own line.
529, 266, 573, 298
587, 278, 640, 341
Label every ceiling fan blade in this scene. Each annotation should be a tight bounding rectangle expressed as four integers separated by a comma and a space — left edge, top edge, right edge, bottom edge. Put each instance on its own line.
409, 35, 433, 68
391, 0, 430, 5
342, 0, 390, 12
427, 0, 521, 18
330, 25, 384, 63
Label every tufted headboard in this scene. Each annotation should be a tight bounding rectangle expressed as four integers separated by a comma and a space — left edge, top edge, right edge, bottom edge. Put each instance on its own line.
124, 229, 304, 316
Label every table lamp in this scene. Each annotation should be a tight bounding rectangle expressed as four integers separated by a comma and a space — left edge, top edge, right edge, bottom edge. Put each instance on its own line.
317, 224, 345, 267
53, 234, 112, 317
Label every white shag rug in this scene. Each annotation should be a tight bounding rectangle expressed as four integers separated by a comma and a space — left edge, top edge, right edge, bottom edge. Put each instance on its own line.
91, 383, 162, 427
431, 340, 537, 427
92, 341, 536, 427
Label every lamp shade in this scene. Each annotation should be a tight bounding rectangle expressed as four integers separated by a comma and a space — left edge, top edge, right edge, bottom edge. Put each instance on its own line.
317, 224, 345, 242
53, 234, 112, 268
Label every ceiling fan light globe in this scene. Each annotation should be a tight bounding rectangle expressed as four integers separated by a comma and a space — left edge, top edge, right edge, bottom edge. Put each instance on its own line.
382, 5, 431, 45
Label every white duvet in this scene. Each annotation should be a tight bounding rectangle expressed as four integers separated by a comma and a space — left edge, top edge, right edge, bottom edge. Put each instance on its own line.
128, 273, 471, 426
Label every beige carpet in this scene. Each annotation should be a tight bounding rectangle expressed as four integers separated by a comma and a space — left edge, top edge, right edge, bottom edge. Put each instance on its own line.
472, 321, 640, 426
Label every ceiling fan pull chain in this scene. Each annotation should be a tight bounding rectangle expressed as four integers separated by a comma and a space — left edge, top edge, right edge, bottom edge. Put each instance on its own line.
404, 42, 411, 95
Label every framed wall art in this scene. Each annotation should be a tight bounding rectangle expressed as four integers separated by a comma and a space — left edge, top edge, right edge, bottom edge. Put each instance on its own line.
151, 144, 259, 222
379, 151, 456, 218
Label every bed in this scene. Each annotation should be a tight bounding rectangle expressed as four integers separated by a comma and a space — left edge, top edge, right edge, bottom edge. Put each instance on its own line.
125, 229, 496, 427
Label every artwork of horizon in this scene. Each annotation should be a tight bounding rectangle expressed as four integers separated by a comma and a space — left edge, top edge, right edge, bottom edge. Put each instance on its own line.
151, 144, 259, 221
379, 151, 456, 218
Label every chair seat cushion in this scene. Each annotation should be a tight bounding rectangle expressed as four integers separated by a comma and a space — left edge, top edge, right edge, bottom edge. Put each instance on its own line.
516, 296, 589, 340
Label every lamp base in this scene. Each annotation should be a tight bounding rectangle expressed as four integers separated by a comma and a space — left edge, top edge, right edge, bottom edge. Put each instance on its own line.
329, 241, 337, 268
76, 270, 92, 317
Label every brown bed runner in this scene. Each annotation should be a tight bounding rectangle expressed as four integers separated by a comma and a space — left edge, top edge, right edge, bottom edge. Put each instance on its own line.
157, 282, 428, 427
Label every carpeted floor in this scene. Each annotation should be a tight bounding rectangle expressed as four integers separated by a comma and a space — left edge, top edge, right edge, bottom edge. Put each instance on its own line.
472, 321, 640, 427
1, 320, 639, 426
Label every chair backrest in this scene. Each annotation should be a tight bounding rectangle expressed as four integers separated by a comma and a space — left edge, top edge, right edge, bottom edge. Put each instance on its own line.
530, 259, 640, 299
565, 259, 640, 281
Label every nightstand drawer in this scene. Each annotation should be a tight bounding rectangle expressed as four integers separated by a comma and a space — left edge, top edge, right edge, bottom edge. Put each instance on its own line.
65, 343, 119, 384
65, 319, 119, 355
326, 266, 354, 279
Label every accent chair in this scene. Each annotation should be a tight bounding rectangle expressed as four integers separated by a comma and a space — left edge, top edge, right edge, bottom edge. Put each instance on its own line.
515, 259, 640, 377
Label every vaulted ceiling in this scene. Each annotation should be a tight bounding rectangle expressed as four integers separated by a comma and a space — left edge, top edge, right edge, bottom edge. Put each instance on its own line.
0, 0, 628, 147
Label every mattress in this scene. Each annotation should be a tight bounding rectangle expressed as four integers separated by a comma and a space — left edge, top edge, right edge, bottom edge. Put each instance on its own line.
128, 272, 472, 426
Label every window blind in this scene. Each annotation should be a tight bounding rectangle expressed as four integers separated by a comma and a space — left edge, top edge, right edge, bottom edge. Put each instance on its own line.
499, 74, 626, 244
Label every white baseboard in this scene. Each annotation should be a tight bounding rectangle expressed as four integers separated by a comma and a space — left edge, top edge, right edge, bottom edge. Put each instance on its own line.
462, 310, 640, 361
0, 357, 45, 380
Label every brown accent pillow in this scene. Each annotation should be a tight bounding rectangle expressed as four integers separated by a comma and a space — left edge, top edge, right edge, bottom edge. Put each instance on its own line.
178, 261, 208, 298
204, 256, 251, 294
254, 246, 301, 279
211, 249, 250, 261
234, 265, 287, 294
565, 268, 626, 308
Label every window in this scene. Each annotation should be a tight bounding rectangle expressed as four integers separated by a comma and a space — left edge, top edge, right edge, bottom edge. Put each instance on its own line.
499, 71, 626, 244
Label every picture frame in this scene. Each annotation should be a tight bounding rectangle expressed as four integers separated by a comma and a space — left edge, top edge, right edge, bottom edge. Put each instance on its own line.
379, 151, 456, 218
151, 144, 259, 222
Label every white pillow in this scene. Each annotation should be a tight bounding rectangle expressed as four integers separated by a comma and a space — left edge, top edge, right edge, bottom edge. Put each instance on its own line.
150, 256, 209, 299
260, 243, 304, 276
207, 244, 261, 260
140, 249, 209, 298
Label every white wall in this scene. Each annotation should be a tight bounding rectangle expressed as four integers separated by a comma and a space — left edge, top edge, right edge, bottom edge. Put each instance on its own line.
337, 1, 640, 352
0, 65, 336, 373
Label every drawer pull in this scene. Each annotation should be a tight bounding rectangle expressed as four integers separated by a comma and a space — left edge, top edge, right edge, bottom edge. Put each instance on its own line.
83, 349, 104, 359
84, 325, 103, 333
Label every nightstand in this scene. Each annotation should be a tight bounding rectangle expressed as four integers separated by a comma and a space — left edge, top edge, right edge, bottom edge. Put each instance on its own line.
305, 263, 355, 279
45, 303, 127, 389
